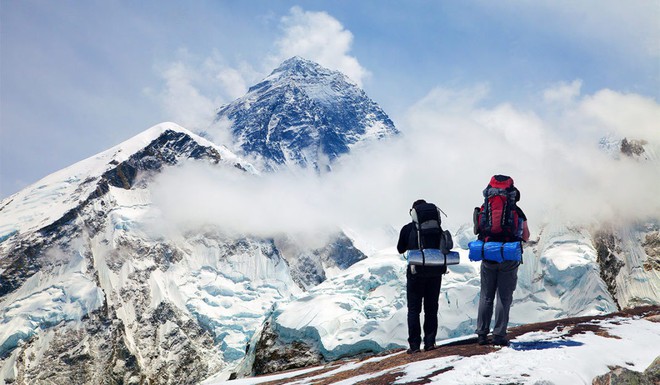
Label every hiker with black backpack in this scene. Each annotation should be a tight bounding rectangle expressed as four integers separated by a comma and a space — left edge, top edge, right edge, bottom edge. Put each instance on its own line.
469, 175, 530, 346
397, 199, 457, 354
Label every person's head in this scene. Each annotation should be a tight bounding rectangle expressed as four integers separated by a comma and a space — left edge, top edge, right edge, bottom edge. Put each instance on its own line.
412, 199, 427, 208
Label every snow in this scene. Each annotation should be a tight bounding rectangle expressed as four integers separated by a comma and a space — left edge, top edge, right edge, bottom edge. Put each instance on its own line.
267, 228, 620, 363
432, 317, 659, 384
0, 246, 104, 357
208, 315, 660, 385
0, 122, 253, 243
273, 249, 407, 358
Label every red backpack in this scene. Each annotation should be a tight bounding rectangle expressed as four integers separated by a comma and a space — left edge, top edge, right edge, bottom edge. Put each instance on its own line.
476, 175, 520, 242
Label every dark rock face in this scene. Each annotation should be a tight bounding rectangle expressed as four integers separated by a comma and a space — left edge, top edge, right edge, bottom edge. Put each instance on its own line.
642, 232, 660, 272
8, 302, 218, 385
10, 311, 143, 385
252, 321, 323, 376
317, 232, 367, 270
97, 129, 226, 194
275, 232, 367, 290
592, 355, 660, 385
593, 230, 626, 309
620, 137, 647, 157
215, 57, 398, 171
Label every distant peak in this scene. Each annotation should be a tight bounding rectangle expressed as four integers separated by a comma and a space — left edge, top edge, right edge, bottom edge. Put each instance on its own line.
269, 56, 330, 79
282, 55, 308, 63
279, 56, 316, 67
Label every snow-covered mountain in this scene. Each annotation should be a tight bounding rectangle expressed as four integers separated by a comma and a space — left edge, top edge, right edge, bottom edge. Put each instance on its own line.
213, 56, 398, 171
0, 123, 260, 383
1, 57, 658, 385
0, 121, 366, 384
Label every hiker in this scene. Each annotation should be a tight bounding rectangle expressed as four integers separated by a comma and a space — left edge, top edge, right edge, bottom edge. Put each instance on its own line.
472, 175, 530, 346
397, 199, 446, 353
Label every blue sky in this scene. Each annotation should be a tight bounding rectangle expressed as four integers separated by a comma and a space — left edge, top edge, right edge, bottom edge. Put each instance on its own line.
1, 0, 659, 198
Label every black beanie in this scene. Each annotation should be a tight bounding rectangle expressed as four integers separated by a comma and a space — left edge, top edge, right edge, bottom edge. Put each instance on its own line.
412, 199, 427, 208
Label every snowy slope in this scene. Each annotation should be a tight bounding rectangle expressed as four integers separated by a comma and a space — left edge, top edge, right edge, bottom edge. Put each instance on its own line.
241, 232, 619, 376
205, 309, 660, 385
0, 122, 252, 243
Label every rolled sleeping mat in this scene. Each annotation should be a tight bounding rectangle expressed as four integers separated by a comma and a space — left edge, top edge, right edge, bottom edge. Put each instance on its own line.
406, 249, 460, 266
468, 240, 522, 262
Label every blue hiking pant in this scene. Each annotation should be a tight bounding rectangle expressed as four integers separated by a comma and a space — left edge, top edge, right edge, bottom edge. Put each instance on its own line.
476, 260, 519, 338
406, 273, 442, 349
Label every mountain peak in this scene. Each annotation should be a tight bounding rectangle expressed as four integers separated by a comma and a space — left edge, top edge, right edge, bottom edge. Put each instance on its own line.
267, 56, 335, 80
216, 58, 398, 171
275, 56, 317, 71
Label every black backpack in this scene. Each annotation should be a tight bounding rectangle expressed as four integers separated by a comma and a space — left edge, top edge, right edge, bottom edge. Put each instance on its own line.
410, 202, 453, 254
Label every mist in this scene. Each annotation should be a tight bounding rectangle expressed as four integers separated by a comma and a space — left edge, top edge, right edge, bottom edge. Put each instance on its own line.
149, 82, 660, 251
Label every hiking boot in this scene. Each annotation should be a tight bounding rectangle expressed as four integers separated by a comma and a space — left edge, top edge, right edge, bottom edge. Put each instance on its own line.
406, 346, 421, 354
424, 344, 438, 352
492, 336, 509, 346
477, 335, 489, 345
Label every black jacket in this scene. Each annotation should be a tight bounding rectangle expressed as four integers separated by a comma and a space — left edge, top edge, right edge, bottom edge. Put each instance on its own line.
397, 222, 447, 277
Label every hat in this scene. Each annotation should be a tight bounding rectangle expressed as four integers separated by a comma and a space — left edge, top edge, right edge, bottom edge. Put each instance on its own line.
412, 199, 427, 208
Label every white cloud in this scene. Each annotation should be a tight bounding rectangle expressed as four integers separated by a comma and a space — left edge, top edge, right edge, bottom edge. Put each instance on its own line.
149, 164, 340, 249
272, 6, 369, 86
156, 60, 217, 132
543, 80, 582, 105
152, 49, 261, 134
149, 84, 660, 251
214, 67, 248, 100
578, 89, 660, 142
397, 84, 660, 228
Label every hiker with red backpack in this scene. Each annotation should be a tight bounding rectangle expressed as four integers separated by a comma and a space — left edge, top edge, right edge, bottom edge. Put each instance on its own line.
469, 175, 530, 346
397, 199, 457, 354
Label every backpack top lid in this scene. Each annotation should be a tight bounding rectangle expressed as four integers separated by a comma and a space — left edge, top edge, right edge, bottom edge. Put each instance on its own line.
488, 174, 514, 190
410, 201, 442, 230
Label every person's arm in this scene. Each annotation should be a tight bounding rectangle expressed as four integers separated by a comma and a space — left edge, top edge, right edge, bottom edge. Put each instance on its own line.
515, 206, 530, 241
397, 224, 409, 254
473, 207, 481, 235
522, 221, 530, 242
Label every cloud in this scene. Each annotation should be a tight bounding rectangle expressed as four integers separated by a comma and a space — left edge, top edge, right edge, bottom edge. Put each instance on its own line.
150, 49, 255, 130
214, 66, 248, 100
148, 82, 660, 252
148, 164, 341, 249
543, 80, 582, 105
155, 60, 217, 132
578, 89, 660, 142
272, 6, 369, 86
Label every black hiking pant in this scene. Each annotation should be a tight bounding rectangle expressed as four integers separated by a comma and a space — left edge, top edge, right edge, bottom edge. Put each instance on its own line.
406, 272, 442, 349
